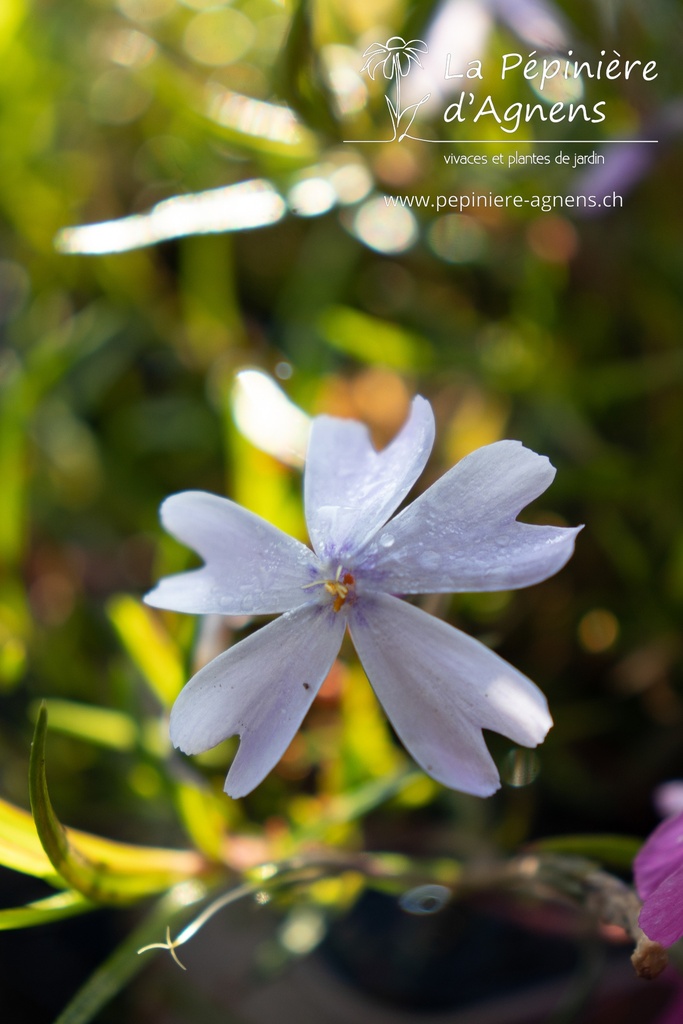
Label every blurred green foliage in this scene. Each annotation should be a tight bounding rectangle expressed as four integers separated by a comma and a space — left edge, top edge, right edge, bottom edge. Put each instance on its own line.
0, 0, 682, 1019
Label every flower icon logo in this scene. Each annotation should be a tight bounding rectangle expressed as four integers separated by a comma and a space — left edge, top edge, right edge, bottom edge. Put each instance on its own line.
361, 36, 428, 81
358, 36, 431, 142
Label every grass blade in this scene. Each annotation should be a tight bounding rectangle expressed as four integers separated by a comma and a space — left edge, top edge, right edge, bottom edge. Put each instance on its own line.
53, 881, 209, 1024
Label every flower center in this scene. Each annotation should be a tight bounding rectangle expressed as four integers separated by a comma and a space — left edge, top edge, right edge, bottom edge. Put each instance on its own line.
304, 566, 356, 612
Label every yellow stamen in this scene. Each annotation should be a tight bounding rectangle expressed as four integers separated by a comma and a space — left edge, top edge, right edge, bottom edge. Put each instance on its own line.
303, 566, 355, 612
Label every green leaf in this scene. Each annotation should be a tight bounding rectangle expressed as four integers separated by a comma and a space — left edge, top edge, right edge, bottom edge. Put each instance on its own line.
276, 0, 339, 137
0, 0, 26, 53
0, 795, 63, 882
53, 881, 210, 1024
29, 704, 206, 903
106, 595, 185, 707
0, 373, 30, 565
0, 791, 204, 889
317, 306, 433, 371
530, 834, 642, 871
31, 699, 138, 751
0, 890, 94, 931
291, 768, 424, 846
173, 781, 227, 862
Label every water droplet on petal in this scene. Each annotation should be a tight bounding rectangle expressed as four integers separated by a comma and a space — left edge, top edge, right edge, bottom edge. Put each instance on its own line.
240, 595, 256, 612
379, 533, 395, 549
399, 884, 452, 916
419, 550, 440, 570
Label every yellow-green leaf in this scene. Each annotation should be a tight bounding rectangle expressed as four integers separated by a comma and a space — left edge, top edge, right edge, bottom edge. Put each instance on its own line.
0, 792, 205, 887
107, 595, 185, 707
0, 890, 94, 931
0, 795, 63, 882
29, 705, 206, 903
31, 699, 138, 751
530, 834, 642, 871
174, 781, 227, 862
290, 767, 424, 847
317, 306, 432, 371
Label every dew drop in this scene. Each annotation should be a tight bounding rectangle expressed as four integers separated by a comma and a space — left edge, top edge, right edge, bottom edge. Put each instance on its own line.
419, 550, 440, 570
502, 748, 540, 788
379, 533, 395, 549
399, 884, 452, 916
240, 595, 256, 612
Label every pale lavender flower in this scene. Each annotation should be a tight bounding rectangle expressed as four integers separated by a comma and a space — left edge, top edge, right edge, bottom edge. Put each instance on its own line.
145, 397, 580, 799
361, 37, 428, 81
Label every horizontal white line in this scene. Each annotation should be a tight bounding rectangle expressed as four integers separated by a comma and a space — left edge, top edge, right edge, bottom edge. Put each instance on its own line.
346, 139, 659, 144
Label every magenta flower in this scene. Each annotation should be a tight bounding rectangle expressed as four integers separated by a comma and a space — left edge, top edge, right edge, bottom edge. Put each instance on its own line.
635, 807, 683, 947
145, 397, 580, 799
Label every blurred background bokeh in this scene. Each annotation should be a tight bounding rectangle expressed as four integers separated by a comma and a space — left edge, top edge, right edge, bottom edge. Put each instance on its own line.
1, 0, 682, 1020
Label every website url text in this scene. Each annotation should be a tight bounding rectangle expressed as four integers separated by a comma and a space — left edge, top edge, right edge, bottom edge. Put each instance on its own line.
384, 192, 623, 213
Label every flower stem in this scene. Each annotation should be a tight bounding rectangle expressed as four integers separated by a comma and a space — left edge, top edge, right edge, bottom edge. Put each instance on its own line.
394, 58, 401, 121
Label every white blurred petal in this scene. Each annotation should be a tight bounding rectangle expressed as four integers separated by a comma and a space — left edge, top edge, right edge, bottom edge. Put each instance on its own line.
206, 87, 307, 147
169, 603, 346, 797
328, 161, 373, 204
402, 0, 493, 109
288, 178, 336, 217
490, 0, 570, 49
304, 396, 435, 561
232, 369, 310, 467
364, 440, 581, 593
350, 198, 418, 255
56, 179, 285, 255
144, 491, 317, 615
349, 594, 551, 795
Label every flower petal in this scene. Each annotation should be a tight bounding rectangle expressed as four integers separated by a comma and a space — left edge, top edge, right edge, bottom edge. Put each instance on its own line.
348, 594, 551, 796
634, 811, 683, 900
396, 51, 424, 76
169, 604, 346, 798
363, 440, 581, 593
638, 862, 683, 947
144, 491, 318, 615
362, 41, 388, 58
360, 52, 389, 79
404, 39, 429, 53
304, 395, 435, 561
654, 781, 683, 819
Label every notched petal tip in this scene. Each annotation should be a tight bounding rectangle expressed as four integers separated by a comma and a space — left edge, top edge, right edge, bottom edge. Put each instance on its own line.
304, 393, 435, 559
169, 700, 226, 757
223, 770, 251, 800
150, 490, 318, 615
411, 739, 502, 798
473, 776, 502, 799
368, 435, 581, 596
169, 604, 346, 798
349, 595, 547, 799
